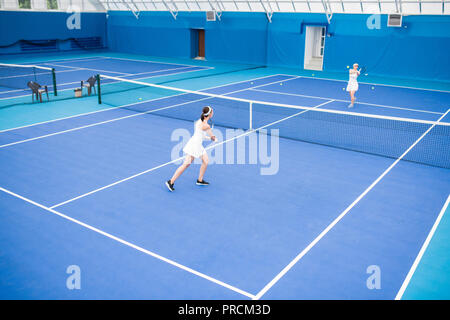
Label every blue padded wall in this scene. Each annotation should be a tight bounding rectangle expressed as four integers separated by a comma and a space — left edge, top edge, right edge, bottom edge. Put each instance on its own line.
106, 11, 450, 82
0, 11, 107, 54
107, 11, 269, 65
1, 10, 448, 82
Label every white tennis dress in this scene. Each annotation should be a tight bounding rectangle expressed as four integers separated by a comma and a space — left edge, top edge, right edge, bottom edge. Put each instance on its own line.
346, 70, 359, 92
183, 119, 209, 158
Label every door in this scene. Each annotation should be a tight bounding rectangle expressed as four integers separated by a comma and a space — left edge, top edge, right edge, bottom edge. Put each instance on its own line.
304, 26, 325, 71
198, 29, 205, 59
191, 29, 205, 60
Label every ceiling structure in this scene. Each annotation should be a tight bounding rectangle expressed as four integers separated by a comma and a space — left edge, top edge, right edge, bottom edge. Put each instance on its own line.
1, 0, 448, 21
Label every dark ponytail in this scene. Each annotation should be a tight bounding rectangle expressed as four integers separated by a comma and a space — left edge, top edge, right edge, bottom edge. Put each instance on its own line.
200, 106, 211, 121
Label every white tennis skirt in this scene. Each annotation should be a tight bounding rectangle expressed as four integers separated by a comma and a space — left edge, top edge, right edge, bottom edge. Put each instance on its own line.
346, 81, 359, 92
183, 137, 206, 158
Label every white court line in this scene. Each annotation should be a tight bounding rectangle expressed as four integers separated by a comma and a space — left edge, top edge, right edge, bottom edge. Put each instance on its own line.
253, 109, 450, 300
0, 94, 188, 133
94, 76, 450, 127
0, 64, 233, 105
0, 67, 127, 90
0, 67, 209, 105
44, 63, 132, 75
0, 73, 290, 133
0, 96, 215, 149
52, 68, 127, 76
42, 64, 201, 78
119, 66, 212, 80
31, 60, 204, 80
52, 67, 209, 91
97, 55, 215, 70
0, 75, 298, 142
0, 88, 29, 95
0, 70, 56, 80
0, 185, 255, 299
395, 194, 450, 300
276, 73, 450, 93
0, 62, 53, 70
50, 99, 334, 209
119, 66, 200, 77
38, 56, 108, 64
250, 88, 445, 115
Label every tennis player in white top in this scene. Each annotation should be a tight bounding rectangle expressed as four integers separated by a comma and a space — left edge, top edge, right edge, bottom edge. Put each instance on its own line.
347, 63, 360, 108
166, 106, 216, 192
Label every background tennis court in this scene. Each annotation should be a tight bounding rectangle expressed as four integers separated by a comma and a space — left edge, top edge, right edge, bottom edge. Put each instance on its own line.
0, 2, 449, 300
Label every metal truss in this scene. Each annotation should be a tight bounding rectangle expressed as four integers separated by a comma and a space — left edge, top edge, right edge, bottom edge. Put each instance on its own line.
97, 0, 450, 23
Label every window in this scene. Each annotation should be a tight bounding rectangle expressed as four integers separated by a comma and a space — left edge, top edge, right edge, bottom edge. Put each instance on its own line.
47, 0, 58, 9
18, 0, 31, 9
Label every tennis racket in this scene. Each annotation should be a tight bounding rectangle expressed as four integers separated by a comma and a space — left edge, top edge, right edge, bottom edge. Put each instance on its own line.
359, 66, 368, 76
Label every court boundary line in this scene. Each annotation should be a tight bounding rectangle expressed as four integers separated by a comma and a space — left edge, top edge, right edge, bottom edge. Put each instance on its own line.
36, 56, 202, 69
250, 88, 445, 115
43, 63, 206, 77
395, 194, 450, 300
38, 56, 110, 64
0, 74, 292, 133
91, 76, 450, 126
252, 109, 450, 300
0, 63, 210, 101
49, 99, 333, 209
0, 96, 215, 149
0, 185, 255, 299
97, 55, 215, 70
43, 64, 131, 75
0, 94, 187, 133
120, 66, 204, 78
31, 56, 210, 70
0, 75, 299, 148
276, 73, 450, 93
49, 67, 211, 96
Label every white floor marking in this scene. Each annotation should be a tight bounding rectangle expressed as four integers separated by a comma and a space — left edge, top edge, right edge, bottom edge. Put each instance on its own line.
250, 88, 444, 115
50, 99, 333, 209
395, 194, 450, 300
0, 185, 255, 299
253, 109, 450, 300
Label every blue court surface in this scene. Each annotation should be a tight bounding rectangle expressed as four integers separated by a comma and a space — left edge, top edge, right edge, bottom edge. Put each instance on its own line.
1, 52, 449, 301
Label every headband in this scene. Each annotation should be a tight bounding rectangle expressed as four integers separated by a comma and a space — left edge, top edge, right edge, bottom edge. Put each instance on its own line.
204, 106, 212, 116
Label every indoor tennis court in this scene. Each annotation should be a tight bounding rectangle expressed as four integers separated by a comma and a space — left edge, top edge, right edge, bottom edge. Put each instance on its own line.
0, 1, 449, 301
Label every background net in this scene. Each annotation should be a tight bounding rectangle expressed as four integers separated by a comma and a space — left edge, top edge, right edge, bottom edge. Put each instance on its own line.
98, 74, 450, 169
0, 63, 56, 94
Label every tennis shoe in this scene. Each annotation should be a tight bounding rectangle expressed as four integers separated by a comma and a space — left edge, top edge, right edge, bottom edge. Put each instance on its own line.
196, 180, 209, 186
166, 180, 175, 192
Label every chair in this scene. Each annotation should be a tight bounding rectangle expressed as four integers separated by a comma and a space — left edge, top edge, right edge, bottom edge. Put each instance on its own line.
27, 81, 49, 103
81, 76, 97, 96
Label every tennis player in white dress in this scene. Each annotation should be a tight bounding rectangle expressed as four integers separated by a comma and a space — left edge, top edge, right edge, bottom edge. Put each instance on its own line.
347, 63, 360, 108
166, 106, 216, 192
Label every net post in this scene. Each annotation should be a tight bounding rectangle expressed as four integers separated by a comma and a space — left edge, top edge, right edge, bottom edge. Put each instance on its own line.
249, 102, 253, 130
97, 74, 101, 104
52, 68, 57, 96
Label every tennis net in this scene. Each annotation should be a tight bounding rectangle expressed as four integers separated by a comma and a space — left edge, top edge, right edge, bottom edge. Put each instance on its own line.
0, 63, 57, 95
98, 74, 450, 169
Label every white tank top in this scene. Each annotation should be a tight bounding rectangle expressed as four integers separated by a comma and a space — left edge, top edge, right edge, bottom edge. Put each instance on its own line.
192, 119, 207, 140
349, 71, 358, 82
